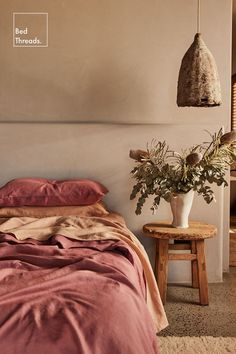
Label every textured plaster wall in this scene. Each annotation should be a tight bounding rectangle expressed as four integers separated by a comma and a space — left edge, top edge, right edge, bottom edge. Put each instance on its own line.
0, 0, 232, 282
232, 0, 236, 74
0, 123, 228, 283
0, 0, 232, 125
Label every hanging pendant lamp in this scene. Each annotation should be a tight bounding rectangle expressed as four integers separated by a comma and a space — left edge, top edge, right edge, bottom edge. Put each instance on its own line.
177, 0, 221, 107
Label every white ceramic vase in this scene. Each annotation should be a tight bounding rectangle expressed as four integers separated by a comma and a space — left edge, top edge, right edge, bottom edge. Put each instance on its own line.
170, 190, 194, 228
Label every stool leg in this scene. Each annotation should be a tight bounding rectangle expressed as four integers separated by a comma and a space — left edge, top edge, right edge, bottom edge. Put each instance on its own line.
191, 240, 199, 288
155, 239, 159, 278
156, 239, 169, 305
196, 240, 209, 305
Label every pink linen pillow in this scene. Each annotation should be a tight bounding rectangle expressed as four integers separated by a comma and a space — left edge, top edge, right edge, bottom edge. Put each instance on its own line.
0, 178, 108, 207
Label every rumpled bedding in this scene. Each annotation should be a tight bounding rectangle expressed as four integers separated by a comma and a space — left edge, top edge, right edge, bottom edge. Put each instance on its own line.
0, 213, 168, 354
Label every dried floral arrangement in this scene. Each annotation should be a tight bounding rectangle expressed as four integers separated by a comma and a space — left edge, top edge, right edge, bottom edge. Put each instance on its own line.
129, 129, 236, 215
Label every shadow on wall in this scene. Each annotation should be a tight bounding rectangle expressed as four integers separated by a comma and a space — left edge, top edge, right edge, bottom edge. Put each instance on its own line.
79, 59, 150, 122
0, 58, 150, 123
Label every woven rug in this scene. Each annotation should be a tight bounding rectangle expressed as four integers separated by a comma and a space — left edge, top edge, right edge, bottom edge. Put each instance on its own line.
158, 336, 236, 354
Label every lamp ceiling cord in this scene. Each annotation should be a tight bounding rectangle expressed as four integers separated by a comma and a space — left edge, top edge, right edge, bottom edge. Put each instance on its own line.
197, 0, 201, 33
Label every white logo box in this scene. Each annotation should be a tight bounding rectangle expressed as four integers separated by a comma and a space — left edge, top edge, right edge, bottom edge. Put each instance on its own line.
13, 12, 48, 47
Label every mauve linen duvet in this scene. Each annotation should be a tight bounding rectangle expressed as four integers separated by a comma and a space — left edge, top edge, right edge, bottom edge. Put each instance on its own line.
0, 232, 160, 353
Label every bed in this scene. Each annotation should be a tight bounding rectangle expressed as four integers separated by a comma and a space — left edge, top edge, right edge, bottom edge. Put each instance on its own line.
0, 178, 168, 354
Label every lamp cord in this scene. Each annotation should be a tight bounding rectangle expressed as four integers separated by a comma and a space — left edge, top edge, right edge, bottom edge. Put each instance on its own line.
197, 0, 201, 33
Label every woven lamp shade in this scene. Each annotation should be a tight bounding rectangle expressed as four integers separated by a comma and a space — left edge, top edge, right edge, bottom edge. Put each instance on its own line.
177, 33, 222, 107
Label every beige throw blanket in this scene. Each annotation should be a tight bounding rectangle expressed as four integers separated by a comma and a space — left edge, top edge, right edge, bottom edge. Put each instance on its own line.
0, 213, 168, 332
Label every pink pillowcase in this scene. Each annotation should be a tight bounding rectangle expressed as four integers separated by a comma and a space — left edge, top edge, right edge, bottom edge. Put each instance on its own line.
0, 178, 108, 207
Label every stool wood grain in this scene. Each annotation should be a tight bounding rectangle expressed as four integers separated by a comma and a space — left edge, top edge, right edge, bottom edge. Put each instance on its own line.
143, 221, 217, 306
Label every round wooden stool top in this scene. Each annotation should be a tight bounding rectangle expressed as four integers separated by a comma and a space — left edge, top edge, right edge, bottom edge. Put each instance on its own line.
143, 221, 217, 240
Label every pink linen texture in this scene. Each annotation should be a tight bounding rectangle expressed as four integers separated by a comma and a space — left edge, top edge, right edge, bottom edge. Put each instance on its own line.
0, 178, 108, 207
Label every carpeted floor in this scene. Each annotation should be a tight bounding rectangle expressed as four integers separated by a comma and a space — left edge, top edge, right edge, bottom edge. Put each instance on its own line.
158, 267, 236, 337
158, 336, 236, 354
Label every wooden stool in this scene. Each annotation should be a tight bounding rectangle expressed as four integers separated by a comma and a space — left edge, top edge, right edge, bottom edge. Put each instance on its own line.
143, 221, 217, 306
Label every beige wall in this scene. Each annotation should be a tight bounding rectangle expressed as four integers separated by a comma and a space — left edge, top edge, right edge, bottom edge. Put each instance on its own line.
0, 123, 225, 283
0, 0, 232, 282
0, 0, 232, 125
233, 0, 236, 73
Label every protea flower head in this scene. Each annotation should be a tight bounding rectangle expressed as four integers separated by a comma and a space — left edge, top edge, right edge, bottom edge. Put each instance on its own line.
129, 149, 148, 162
220, 131, 236, 145
186, 152, 203, 166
